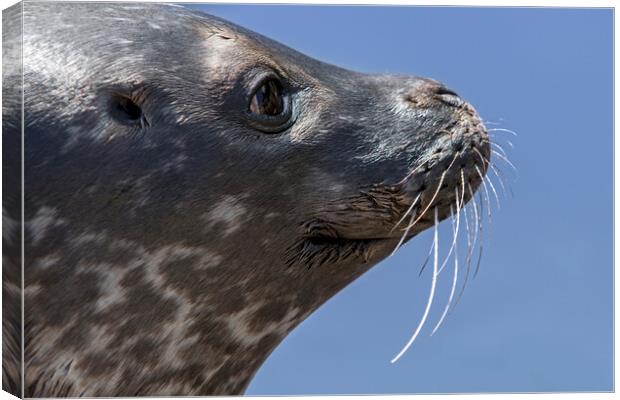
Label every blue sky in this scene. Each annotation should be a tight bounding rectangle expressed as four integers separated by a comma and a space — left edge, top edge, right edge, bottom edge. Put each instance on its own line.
187, 5, 613, 394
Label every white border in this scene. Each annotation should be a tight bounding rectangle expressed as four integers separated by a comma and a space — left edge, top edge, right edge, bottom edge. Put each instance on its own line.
0, 1, 614, 400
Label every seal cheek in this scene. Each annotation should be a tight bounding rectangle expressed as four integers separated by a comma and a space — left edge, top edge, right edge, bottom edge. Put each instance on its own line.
201, 196, 248, 236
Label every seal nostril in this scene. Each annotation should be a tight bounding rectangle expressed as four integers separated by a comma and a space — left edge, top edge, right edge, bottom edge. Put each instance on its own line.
435, 86, 459, 97
433, 85, 464, 108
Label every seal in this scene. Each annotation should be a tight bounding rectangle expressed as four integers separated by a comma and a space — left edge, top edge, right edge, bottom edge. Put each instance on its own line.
2, 2, 491, 397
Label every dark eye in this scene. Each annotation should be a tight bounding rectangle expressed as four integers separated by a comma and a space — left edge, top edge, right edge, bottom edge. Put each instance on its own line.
246, 76, 296, 133
108, 93, 148, 128
249, 79, 284, 116
116, 97, 142, 121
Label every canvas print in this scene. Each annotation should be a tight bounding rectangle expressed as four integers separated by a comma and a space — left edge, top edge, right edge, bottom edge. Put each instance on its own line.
2, 1, 613, 397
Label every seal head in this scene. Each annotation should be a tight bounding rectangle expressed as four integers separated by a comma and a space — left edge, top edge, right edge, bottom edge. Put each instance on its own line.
3, 3, 490, 396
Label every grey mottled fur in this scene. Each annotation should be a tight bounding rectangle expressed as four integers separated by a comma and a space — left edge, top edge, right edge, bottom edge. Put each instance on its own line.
2, 2, 489, 396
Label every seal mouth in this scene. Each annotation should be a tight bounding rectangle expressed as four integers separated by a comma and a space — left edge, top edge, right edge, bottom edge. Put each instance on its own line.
287, 234, 392, 270
289, 133, 491, 271
306, 235, 387, 252
289, 112, 491, 270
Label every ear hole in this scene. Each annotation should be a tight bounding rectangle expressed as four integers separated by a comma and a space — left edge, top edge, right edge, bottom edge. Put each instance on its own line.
109, 93, 147, 126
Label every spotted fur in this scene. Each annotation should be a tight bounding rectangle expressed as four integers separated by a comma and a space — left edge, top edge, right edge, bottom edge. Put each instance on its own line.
3, 2, 489, 396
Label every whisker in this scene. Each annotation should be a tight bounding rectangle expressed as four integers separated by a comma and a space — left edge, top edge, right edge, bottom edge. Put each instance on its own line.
459, 170, 466, 207
502, 139, 514, 149
391, 207, 440, 364
438, 188, 462, 275
391, 193, 421, 232
389, 195, 421, 257
418, 169, 462, 276
491, 150, 518, 174
472, 147, 490, 167
485, 174, 501, 209
403, 153, 459, 231
483, 120, 502, 126
461, 200, 474, 289
487, 127, 518, 137
489, 163, 509, 198
418, 237, 435, 276
491, 142, 509, 158
474, 165, 492, 221
398, 154, 435, 185
431, 215, 459, 336
452, 185, 481, 311
473, 191, 486, 278
469, 183, 482, 245
481, 136, 514, 150
474, 244, 485, 278
463, 199, 475, 263
462, 194, 473, 261
437, 208, 456, 275
420, 170, 463, 277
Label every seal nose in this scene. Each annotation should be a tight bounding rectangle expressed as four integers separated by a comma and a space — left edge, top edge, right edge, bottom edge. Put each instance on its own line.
434, 86, 459, 97
433, 86, 465, 108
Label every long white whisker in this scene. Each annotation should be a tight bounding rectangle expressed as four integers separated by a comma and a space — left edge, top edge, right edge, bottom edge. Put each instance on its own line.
438, 190, 461, 275
425, 171, 464, 278
399, 158, 430, 185
391, 207, 440, 363
487, 127, 518, 136
459, 170, 466, 207
418, 237, 435, 276
391, 194, 421, 232
389, 195, 421, 257
489, 163, 508, 198
483, 120, 502, 126
472, 147, 490, 167
417, 166, 463, 277
474, 244, 485, 278
404, 175, 444, 231
404, 153, 459, 231
468, 183, 481, 248
462, 196, 473, 258
462, 200, 474, 283
431, 217, 459, 335
482, 137, 513, 152
491, 150, 518, 174
437, 210, 456, 275
485, 174, 501, 209
488, 138, 515, 159
473, 191, 486, 278
502, 139, 515, 148
463, 198, 476, 263
490, 142, 508, 158
474, 165, 492, 221
452, 185, 481, 311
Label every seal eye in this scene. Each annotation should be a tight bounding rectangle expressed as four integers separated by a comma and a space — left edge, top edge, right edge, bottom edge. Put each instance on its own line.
246, 76, 295, 133
249, 79, 284, 116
